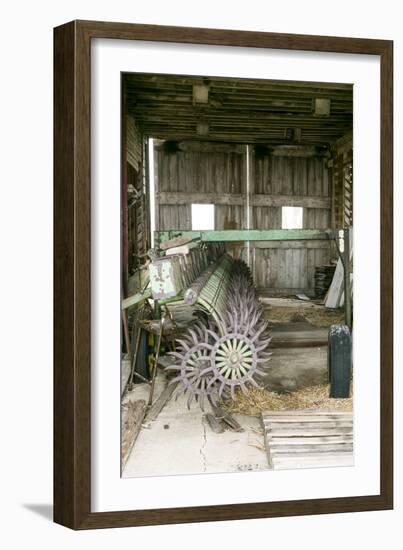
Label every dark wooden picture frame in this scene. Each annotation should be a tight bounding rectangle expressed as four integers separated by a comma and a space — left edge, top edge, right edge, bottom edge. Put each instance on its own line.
54, 20, 393, 530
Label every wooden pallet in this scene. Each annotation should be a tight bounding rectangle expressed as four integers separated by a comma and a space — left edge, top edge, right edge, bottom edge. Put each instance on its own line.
261, 410, 353, 470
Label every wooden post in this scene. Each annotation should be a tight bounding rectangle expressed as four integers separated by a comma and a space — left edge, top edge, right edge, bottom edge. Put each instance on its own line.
121, 84, 129, 293
147, 315, 164, 408
246, 144, 255, 272
121, 310, 131, 357
343, 228, 352, 328
144, 137, 151, 250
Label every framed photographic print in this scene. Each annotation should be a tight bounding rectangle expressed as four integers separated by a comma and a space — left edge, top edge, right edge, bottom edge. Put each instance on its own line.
54, 20, 393, 529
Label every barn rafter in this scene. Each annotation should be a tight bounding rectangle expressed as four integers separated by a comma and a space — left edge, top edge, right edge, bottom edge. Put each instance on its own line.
124, 73, 353, 146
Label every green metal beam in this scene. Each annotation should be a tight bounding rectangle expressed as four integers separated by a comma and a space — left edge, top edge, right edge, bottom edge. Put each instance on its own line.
155, 229, 331, 245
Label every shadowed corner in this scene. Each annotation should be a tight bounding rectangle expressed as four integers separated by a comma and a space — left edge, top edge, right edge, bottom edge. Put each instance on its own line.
23, 504, 53, 522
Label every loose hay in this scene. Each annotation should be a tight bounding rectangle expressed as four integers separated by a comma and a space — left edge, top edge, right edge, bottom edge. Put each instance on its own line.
223, 384, 352, 417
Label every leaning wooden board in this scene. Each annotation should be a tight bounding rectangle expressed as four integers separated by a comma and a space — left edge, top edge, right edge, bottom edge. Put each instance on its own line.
261, 410, 353, 470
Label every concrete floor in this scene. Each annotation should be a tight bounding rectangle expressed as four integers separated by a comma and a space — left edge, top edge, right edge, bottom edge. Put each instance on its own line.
122, 373, 268, 478
122, 298, 332, 478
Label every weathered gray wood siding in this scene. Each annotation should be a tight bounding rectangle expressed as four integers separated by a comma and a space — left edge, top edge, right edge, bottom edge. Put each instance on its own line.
155, 146, 331, 292
329, 132, 353, 229
252, 152, 330, 292
155, 148, 246, 231
127, 115, 142, 171
126, 115, 149, 275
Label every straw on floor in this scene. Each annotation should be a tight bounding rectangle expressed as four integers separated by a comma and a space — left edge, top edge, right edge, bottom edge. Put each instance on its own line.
223, 384, 352, 417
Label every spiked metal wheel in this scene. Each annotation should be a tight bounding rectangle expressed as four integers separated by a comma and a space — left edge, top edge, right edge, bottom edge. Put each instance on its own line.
205, 331, 270, 399
166, 323, 219, 410
164, 258, 273, 409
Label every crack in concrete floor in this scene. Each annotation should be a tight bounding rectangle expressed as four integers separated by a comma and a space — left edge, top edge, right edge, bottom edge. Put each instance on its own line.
122, 374, 269, 478
199, 416, 207, 472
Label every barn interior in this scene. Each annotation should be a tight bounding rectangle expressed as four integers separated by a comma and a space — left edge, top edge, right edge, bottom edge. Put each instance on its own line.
121, 73, 354, 477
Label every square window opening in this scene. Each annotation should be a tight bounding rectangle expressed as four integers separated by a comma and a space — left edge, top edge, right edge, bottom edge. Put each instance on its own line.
191, 204, 215, 230
282, 206, 303, 229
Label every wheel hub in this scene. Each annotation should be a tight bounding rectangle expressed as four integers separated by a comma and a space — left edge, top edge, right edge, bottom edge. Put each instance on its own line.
212, 333, 256, 384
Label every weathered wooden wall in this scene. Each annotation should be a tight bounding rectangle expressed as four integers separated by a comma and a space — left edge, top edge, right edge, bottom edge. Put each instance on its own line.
127, 115, 143, 172
328, 132, 353, 229
126, 115, 149, 277
155, 143, 331, 293
155, 146, 246, 231
251, 150, 330, 292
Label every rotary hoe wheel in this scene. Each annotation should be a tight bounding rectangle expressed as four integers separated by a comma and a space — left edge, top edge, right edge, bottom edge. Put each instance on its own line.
166, 322, 220, 410
164, 259, 273, 409
202, 329, 271, 400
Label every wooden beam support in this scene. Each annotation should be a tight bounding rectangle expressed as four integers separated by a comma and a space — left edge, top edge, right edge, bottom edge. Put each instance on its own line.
331, 130, 353, 154
143, 130, 343, 146
122, 288, 152, 310
270, 145, 330, 157
126, 73, 353, 89
157, 192, 330, 209
177, 140, 245, 154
